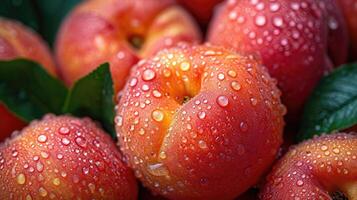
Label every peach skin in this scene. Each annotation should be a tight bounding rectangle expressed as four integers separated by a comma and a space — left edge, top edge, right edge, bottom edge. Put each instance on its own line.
176, 0, 224, 25
260, 133, 357, 200
0, 18, 58, 141
337, 0, 357, 59
0, 115, 137, 199
115, 44, 285, 200
55, 0, 201, 94
208, 0, 348, 124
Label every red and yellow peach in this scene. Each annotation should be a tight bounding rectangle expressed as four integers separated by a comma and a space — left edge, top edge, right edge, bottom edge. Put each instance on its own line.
0, 115, 137, 199
116, 44, 285, 199
260, 133, 357, 199
208, 0, 348, 124
55, 0, 201, 94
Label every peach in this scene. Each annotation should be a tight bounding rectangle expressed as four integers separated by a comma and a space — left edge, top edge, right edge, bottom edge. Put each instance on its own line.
208, 0, 348, 124
176, 0, 224, 25
337, 0, 357, 59
0, 115, 137, 199
55, 0, 201, 94
0, 18, 58, 141
116, 44, 285, 199
260, 133, 357, 200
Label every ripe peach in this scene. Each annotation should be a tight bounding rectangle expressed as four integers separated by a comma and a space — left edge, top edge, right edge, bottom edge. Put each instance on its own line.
337, 0, 357, 59
208, 0, 348, 124
0, 18, 57, 75
260, 133, 357, 199
116, 44, 285, 199
55, 0, 201, 93
0, 18, 58, 141
0, 115, 137, 199
176, 0, 224, 25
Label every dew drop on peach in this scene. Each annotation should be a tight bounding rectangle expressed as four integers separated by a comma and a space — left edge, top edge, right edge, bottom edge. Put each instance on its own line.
217, 95, 229, 107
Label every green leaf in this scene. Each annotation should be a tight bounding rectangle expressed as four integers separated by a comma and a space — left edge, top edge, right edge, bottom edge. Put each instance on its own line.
0, 0, 39, 31
0, 59, 68, 122
33, 0, 82, 46
299, 62, 357, 141
62, 63, 116, 139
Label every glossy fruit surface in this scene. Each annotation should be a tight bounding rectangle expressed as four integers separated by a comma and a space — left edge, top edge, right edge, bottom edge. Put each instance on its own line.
116, 44, 285, 200
56, 0, 201, 93
208, 0, 348, 123
260, 133, 357, 200
0, 115, 138, 199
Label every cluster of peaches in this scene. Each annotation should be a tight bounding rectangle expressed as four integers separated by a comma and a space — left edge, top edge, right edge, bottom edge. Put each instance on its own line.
0, 0, 357, 199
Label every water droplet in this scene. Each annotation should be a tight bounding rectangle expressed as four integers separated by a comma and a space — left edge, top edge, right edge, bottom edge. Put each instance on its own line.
39, 187, 48, 197
115, 116, 123, 127
328, 17, 338, 30
273, 17, 283, 27
138, 128, 145, 136
159, 151, 167, 159
152, 110, 164, 122
229, 11, 237, 20
41, 152, 49, 159
147, 163, 169, 177
237, 16, 245, 24
61, 138, 70, 145
142, 69, 156, 81
37, 135, 47, 143
53, 178, 60, 186
25, 194, 32, 200
75, 136, 87, 148
291, 2, 301, 11
180, 62, 190, 71
59, 127, 70, 135
152, 90, 162, 98
57, 154, 63, 160
270, 2, 280, 12
231, 81, 241, 91
228, 70, 237, 77
129, 78, 138, 87
320, 145, 328, 151
218, 73, 225, 80
255, 15, 266, 26
198, 111, 206, 119
240, 122, 248, 132
17, 173, 26, 185
217, 95, 229, 107
163, 68, 171, 77
142, 84, 150, 91
82, 167, 89, 175
116, 51, 125, 59
250, 98, 258, 106
296, 180, 304, 186
198, 140, 208, 149
36, 162, 44, 172
12, 150, 18, 157
332, 148, 340, 154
